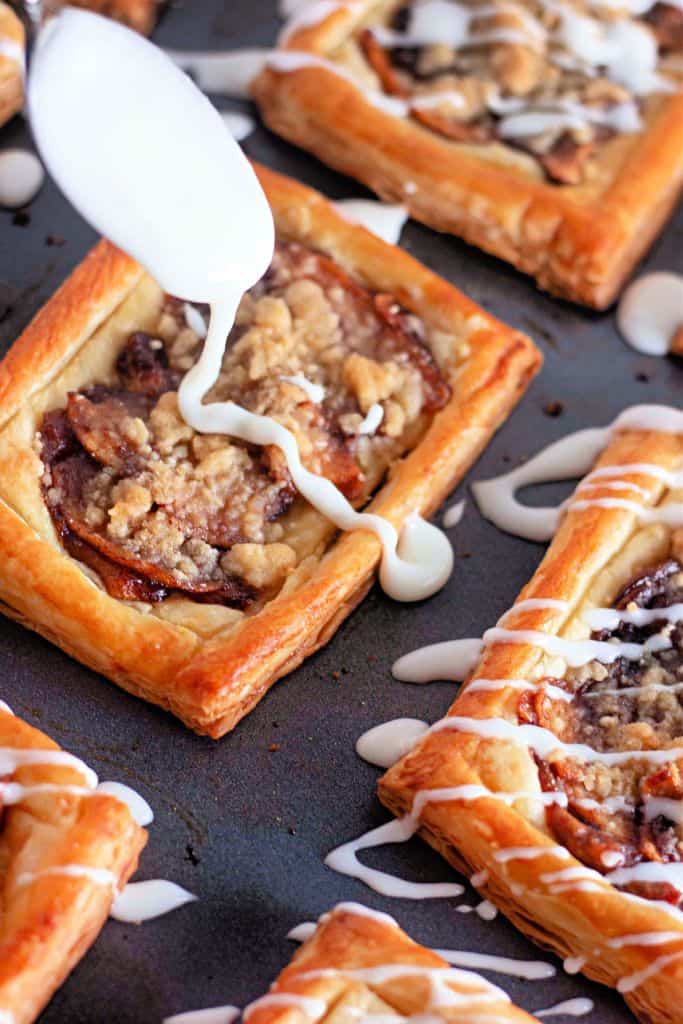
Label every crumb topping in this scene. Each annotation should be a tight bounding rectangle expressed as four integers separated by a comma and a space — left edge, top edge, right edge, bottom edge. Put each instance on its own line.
38, 241, 450, 609
344, 0, 683, 184
521, 558, 683, 904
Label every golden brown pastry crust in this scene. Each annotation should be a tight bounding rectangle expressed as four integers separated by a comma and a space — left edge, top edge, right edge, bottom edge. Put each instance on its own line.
247, 903, 540, 1024
0, 706, 147, 1024
0, 163, 540, 738
252, 2, 683, 309
66, 0, 159, 34
0, 3, 23, 130
379, 424, 683, 1024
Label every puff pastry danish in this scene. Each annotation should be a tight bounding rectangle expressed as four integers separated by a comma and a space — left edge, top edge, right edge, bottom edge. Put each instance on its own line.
0, 3, 23, 130
252, 0, 683, 308
244, 902, 540, 1024
0, 703, 146, 1024
0, 164, 539, 737
380, 417, 683, 1023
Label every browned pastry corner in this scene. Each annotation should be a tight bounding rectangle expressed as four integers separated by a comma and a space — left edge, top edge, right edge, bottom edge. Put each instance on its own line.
0, 705, 147, 1024
379, 423, 683, 1024
66, 0, 160, 34
0, 163, 540, 737
252, 1, 683, 308
0, 3, 23, 129
244, 903, 541, 1024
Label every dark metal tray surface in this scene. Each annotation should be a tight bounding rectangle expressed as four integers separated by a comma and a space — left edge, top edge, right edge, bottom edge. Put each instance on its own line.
0, 2, 681, 1020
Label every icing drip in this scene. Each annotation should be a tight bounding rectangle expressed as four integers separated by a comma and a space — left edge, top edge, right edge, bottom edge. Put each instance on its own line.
96, 781, 154, 826
618, 951, 683, 992
0, 150, 44, 209
392, 637, 482, 682
0, 748, 97, 788
324, 816, 465, 898
356, 718, 429, 768
357, 402, 384, 435
164, 1008, 240, 1024
442, 499, 465, 529
109, 879, 197, 923
243, 995, 327, 1020
288, 922, 317, 941
433, 950, 554, 978
297, 966, 509, 1009
333, 199, 408, 245
0, 700, 13, 715
617, 273, 683, 356
280, 374, 325, 403
184, 303, 208, 338
473, 403, 683, 541
535, 998, 594, 1018
30, 9, 455, 606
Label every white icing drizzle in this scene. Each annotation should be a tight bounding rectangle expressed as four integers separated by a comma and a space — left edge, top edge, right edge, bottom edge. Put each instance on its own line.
30, 9, 454, 606
0, 37, 24, 68
0, 700, 13, 715
333, 199, 408, 245
443, 499, 465, 529
243, 995, 327, 1021
168, 49, 270, 98
221, 110, 256, 142
584, 601, 683, 631
466, 677, 573, 702
184, 303, 208, 338
429, 715, 683, 767
0, 1012, 14, 1024
618, 950, 683, 992
324, 817, 464, 898
110, 879, 197, 923
278, 0, 358, 44
617, 272, 683, 356
392, 637, 482, 683
481, 625, 665, 667
16, 864, 118, 890
535, 998, 594, 1018
288, 921, 317, 941
0, 781, 92, 804
164, 1007, 240, 1024
563, 957, 586, 975
472, 404, 683, 542
281, 374, 325, 403
0, 149, 44, 209
297, 966, 508, 1009
265, 51, 409, 116
493, 845, 571, 864
433, 949, 554, 978
357, 402, 384, 435
0, 747, 97, 788
356, 718, 429, 768
96, 781, 154, 826
607, 931, 683, 949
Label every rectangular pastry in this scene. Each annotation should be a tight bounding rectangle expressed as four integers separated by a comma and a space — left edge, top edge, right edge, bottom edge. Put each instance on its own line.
252, 0, 683, 308
0, 164, 539, 737
0, 702, 146, 1024
0, 3, 23, 129
379, 413, 683, 1024
243, 902, 541, 1024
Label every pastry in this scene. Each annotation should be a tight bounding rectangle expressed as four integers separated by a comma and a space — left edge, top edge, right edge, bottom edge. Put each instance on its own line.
65, 0, 159, 34
244, 902, 541, 1024
0, 3, 23, 129
252, 0, 683, 308
0, 702, 146, 1024
379, 414, 683, 1023
0, 164, 539, 737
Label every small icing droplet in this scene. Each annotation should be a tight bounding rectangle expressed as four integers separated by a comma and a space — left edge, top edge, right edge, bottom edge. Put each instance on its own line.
281, 374, 325, 403
0, 150, 44, 209
334, 199, 408, 245
96, 781, 154, 826
184, 303, 208, 338
536, 997, 594, 1018
110, 879, 196, 923
392, 638, 483, 683
164, 1007, 240, 1024
617, 272, 683, 356
356, 718, 429, 768
287, 921, 317, 942
442, 499, 465, 529
357, 402, 383, 435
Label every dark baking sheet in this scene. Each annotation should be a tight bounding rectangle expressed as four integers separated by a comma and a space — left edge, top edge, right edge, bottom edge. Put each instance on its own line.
0, 2, 681, 1020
